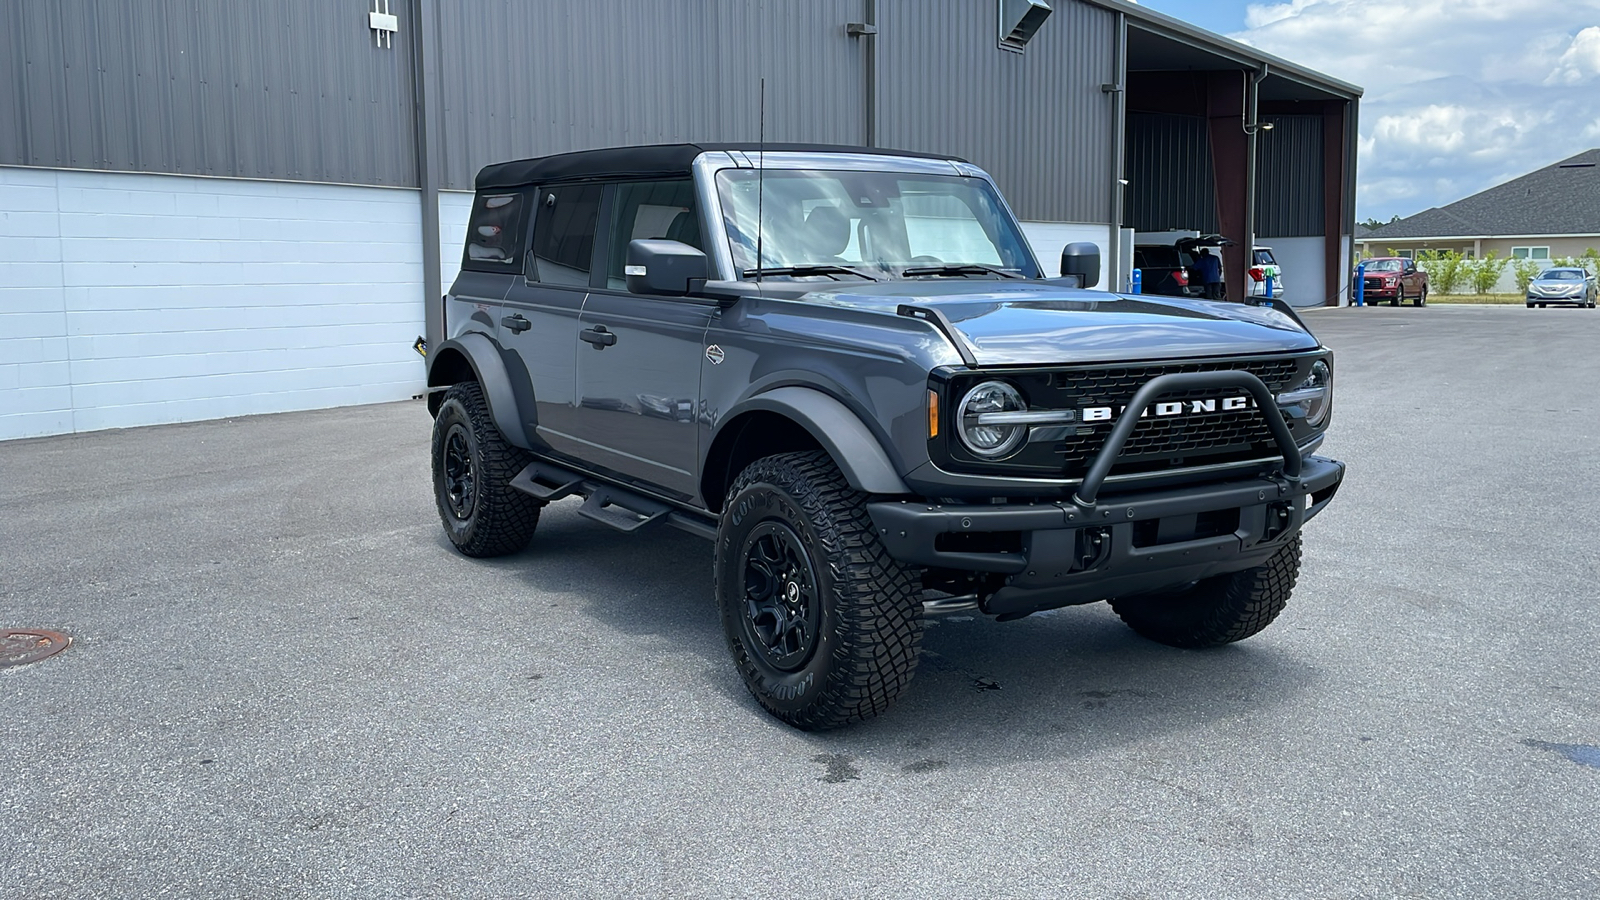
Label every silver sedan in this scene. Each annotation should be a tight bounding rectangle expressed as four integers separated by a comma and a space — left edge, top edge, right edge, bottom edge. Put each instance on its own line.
1526, 267, 1598, 308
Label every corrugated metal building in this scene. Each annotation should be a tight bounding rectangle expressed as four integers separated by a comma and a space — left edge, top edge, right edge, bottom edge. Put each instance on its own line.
0, 0, 1360, 441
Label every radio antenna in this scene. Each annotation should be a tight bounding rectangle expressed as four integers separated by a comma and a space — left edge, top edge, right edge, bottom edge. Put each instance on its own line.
755, 77, 766, 285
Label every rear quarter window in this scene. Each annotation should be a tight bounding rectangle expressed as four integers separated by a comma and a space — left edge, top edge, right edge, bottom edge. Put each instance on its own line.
462, 193, 527, 272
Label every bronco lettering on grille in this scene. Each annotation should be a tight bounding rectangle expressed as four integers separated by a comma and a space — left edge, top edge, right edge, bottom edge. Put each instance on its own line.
1081, 395, 1254, 423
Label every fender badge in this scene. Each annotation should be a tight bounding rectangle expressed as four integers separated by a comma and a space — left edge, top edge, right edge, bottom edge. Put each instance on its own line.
705, 344, 725, 365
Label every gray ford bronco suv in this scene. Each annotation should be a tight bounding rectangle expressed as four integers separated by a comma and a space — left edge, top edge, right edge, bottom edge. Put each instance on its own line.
425, 143, 1344, 730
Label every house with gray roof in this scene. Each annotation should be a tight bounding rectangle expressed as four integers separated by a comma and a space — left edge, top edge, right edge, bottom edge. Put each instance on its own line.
1359, 149, 1600, 271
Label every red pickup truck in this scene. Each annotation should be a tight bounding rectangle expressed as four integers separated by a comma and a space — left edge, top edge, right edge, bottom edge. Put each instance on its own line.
1359, 257, 1429, 306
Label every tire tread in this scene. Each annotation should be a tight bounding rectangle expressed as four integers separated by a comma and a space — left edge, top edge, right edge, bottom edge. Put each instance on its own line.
432, 381, 540, 558
1109, 536, 1300, 648
716, 451, 922, 730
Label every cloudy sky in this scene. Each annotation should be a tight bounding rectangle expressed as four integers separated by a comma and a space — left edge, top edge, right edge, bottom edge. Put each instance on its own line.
1135, 0, 1600, 222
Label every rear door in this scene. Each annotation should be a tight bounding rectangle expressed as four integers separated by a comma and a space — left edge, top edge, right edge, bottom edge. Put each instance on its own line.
570, 179, 713, 501
500, 182, 604, 459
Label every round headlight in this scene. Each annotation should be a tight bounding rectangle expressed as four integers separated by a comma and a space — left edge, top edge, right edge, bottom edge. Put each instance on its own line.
1302, 359, 1332, 427
957, 380, 1028, 458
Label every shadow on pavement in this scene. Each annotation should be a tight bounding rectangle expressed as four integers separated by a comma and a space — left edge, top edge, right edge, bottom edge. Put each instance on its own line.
491, 498, 1318, 771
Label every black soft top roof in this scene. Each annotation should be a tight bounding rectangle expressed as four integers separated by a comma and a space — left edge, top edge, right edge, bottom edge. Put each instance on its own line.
473, 143, 965, 191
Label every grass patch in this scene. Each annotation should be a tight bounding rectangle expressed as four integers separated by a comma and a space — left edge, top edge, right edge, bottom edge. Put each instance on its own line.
1422, 293, 1521, 305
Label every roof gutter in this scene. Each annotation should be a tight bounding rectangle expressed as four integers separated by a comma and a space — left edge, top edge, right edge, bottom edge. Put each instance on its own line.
1357, 233, 1600, 242
1086, 0, 1364, 100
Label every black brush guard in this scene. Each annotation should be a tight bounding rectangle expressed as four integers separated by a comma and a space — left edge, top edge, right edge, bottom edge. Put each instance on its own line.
868, 370, 1342, 618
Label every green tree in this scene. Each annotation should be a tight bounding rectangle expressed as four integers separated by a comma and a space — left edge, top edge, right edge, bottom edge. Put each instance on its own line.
1512, 257, 1544, 294
1470, 251, 1510, 295
1418, 249, 1466, 294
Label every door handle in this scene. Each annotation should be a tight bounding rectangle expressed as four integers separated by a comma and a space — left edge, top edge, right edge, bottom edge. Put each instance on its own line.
501, 314, 531, 334
580, 325, 617, 348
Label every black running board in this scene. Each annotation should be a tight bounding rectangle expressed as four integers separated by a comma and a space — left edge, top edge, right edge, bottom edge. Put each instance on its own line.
510, 459, 718, 541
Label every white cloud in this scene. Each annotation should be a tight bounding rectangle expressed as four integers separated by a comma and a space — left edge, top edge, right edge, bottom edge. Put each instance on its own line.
1229, 0, 1600, 219
1546, 25, 1600, 84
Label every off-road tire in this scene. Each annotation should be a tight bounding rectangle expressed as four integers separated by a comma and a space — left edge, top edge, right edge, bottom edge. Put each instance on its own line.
1109, 537, 1301, 649
431, 381, 540, 558
714, 451, 923, 730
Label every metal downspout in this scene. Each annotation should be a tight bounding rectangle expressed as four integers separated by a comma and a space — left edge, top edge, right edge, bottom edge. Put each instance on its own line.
1244, 64, 1267, 301
1109, 12, 1126, 291
412, 0, 443, 355
865, 0, 877, 147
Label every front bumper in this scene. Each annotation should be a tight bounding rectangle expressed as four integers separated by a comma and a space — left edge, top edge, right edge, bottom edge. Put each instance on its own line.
868, 455, 1345, 618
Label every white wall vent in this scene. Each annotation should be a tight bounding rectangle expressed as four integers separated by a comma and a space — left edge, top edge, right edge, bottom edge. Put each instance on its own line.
998, 0, 1052, 53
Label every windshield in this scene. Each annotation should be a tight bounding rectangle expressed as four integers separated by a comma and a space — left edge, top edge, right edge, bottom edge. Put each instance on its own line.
1540, 269, 1585, 281
715, 169, 1039, 280
1366, 259, 1404, 272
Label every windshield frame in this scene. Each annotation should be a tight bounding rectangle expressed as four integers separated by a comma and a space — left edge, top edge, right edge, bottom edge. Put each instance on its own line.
692, 151, 1042, 283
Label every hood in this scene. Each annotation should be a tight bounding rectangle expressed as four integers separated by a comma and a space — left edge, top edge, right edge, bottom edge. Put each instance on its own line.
802, 280, 1319, 366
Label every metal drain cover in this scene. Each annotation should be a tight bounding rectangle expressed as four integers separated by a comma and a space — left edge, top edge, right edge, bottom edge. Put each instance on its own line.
0, 629, 72, 668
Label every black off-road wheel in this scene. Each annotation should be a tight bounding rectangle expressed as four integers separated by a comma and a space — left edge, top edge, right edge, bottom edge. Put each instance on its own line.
431, 381, 541, 558
715, 451, 923, 730
1109, 537, 1301, 649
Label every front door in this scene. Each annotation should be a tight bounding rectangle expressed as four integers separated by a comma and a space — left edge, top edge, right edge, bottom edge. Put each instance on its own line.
571, 180, 712, 501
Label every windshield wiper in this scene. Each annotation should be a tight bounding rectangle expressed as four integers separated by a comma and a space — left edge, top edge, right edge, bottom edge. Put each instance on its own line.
743, 265, 880, 282
900, 263, 1023, 279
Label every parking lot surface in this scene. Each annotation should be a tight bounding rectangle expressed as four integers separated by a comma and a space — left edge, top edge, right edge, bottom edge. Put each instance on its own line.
3, 304, 1598, 898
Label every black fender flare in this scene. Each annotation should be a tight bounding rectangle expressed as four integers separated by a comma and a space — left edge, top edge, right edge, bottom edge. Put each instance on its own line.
428, 332, 532, 449
730, 386, 910, 495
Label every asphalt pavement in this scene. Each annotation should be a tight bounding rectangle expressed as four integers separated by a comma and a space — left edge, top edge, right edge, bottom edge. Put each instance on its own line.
2, 304, 1598, 898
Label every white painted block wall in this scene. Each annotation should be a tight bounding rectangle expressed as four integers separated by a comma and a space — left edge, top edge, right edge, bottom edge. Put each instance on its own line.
0, 167, 430, 441
438, 191, 474, 295
1018, 222, 1112, 290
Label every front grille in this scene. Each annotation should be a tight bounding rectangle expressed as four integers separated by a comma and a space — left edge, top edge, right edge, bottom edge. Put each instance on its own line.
1364, 278, 1386, 290
1045, 358, 1302, 477
940, 354, 1317, 481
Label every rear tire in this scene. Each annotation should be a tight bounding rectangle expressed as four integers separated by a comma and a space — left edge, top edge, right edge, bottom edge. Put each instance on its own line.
715, 451, 923, 730
431, 381, 541, 558
1109, 537, 1301, 648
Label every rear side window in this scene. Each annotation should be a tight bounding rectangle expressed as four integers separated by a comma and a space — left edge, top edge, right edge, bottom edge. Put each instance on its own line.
463, 193, 526, 271
604, 180, 701, 289
530, 184, 603, 286
1253, 249, 1277, 266
1136, 247, 1180, 268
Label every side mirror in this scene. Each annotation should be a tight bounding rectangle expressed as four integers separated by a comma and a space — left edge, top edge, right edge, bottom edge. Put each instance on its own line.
1060, 242, 1101, 288
626, 239, 708, 296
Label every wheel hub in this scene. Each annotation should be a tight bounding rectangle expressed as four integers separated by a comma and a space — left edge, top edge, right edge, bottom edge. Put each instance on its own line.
739, 522, 820, 671
442, 423, 477, 520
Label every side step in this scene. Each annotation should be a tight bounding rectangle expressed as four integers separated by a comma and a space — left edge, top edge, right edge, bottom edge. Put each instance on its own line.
509, 459, 718, 541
